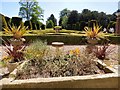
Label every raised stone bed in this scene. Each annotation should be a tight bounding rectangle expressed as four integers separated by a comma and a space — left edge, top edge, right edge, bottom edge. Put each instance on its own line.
0, 60, 119, 88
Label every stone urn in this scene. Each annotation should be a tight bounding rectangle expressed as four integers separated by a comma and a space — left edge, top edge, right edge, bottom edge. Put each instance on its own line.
87, 38, 98, 45
10, 38, 26, 46
86, 38, 98, 54
6, 61, 22, 73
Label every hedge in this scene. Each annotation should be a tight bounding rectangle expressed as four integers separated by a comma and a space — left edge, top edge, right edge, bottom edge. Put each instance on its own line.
11, 17, 22, 27
1, 35, 120, 45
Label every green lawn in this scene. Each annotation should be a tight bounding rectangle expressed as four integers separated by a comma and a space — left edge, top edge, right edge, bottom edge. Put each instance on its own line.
0, 29, 116, 37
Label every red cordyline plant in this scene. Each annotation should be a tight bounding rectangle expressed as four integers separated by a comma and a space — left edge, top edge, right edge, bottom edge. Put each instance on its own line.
2, 38, 27, 62
93, 44, 114, 60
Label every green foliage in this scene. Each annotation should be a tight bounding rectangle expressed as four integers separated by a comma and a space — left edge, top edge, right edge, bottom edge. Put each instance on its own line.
66, 24, 72, 30
2, 34, 120, 45
24, 21, 32, 30
41, 24, 45, 30
46, 20, 54, 28
75, 22, 80, 30
59, 8, 70, 18
24, 40, 48, 60
59, 8, 116, 31
54, 26, 62, 30
47, 14, 57, 26
59, 8, 70, 27
19, 0, 44, 21
79, 21, 87, 31
32, 22, 37, 30
54, 26, 62, 33
11, 17, 22, 27
67, 10, 79, 25
15, 47, 104, 79
61, 15, 68, 29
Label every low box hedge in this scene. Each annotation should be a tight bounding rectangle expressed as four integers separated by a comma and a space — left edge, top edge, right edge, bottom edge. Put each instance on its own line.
1, 35, 120, 45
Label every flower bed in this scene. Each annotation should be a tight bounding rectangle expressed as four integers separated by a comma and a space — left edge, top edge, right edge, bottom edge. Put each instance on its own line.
1, 60, 118, 88
0, 41, 119, 88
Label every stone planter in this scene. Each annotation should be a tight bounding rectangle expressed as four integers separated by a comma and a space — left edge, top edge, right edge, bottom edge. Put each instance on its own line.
6, 61, 23, 73
0, 60, 118, 88
87, 38, 98, 45
10, 38, 25, 46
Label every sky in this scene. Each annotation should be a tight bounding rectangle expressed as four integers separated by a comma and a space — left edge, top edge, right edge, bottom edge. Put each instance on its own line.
0, 0, 120, 24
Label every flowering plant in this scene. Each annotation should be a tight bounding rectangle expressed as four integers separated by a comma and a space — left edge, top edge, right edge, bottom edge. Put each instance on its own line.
65, 48, 80, 59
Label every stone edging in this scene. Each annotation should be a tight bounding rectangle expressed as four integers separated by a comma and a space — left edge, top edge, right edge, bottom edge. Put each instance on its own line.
0, 60, 119, 88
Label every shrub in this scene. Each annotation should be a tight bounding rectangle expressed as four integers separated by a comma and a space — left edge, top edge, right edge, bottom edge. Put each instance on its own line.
54, 26, 62, 33
11, 17, 22, 27
41, 24, 45, 30
15, 48, 104, 79
2, 35, 120, 45
2, 39, 27, 62
75, 22, 80, 30
24, 21, 32, 30
36, 23, 40, 30
31, 22, 41, 30
93, 44, 114, 60
46, 20, 54, 28
79, 21, 87, 31
24, 40, 48, 60
66, 24, 72, 30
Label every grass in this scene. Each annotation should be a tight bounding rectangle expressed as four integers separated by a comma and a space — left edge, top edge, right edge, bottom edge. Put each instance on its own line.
0, 29, 117, 37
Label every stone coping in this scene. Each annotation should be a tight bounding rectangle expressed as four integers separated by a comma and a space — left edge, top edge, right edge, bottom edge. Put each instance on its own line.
1, 73, 118, 84
0, 73, 119, 88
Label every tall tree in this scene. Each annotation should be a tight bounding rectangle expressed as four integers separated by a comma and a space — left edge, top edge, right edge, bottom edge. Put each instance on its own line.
46, 20, 54, 28
19, 0, 43, 21
47, 14, 57, 26
81, 9, 92, 22
61, 15, 68, 29
59, 8, 70, 26
59, 8, 70, 18
67, 10, 79, 24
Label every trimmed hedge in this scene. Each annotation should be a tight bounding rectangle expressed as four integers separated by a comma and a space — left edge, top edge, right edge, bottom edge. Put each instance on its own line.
1, 35, 120, 45
11, 17, 22, 27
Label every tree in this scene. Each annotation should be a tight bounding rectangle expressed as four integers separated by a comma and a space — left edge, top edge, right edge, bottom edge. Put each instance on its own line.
59, 17, 62, 26
81, 9, 92, 22
91, 11, 99, 20
61, 15, 68, 29
67, 10, 79, 25
19, 0, 43, 21
59, 8, 70, 18
46, 20, 54, 28
59, 8, 70, 26
97, 12, 108, 28
47, 14, 57, 26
